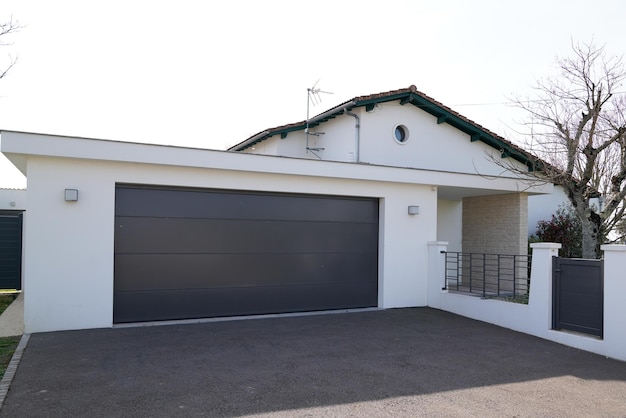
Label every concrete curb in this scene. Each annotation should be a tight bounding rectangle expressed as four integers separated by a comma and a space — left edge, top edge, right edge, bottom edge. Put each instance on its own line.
0, 334, 30, 411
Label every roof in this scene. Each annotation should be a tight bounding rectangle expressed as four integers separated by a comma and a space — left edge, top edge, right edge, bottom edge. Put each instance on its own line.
229, 85, 541, 171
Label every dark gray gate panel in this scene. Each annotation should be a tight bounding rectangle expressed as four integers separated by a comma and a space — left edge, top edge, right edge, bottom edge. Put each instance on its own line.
114, 186, 379, 323
0, 212, 23, 290
552, 257, 603, 338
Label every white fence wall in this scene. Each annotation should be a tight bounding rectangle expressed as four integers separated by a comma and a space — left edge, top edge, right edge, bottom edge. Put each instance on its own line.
427, 242, 626, 362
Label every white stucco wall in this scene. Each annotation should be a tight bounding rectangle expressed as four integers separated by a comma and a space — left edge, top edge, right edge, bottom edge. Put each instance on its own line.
436, 199, 462, 252
0, 188, 26, 210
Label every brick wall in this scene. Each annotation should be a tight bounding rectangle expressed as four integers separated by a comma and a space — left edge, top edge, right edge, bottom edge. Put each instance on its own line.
462, 193, 528, 255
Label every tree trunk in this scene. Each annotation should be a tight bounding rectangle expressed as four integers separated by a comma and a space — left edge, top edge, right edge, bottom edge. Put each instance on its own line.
580, 213, 601, 259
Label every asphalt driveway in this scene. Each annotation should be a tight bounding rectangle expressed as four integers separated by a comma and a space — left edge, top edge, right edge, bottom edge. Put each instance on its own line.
1, 308, 625, 417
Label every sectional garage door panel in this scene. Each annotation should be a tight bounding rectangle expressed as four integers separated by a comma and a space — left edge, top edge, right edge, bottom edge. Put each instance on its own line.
115, 253, 378, 291
115, 217, 378, 254
115, 187, 378, 223
114, 282, 378, 323
114, 186, 379, 323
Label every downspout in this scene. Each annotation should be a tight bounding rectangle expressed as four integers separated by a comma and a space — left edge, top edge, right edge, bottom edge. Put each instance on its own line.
343, 108, 360, 163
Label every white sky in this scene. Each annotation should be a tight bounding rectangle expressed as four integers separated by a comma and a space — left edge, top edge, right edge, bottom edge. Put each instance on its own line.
0, 0, 624, 188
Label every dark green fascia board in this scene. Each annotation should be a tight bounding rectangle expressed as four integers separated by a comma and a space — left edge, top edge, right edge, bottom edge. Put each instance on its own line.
437, 115, 448, 124
238, 116, 336, 150
239, 124, 306, 151
399, 96, 412, 105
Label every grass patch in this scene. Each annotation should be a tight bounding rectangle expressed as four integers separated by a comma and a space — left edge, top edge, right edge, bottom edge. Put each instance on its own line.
0, 336, 20, 379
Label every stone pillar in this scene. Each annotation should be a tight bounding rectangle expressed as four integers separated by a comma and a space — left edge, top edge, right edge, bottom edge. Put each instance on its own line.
600, 244, 626, 360
427, 241, 448, 309
529, 243, 561, 330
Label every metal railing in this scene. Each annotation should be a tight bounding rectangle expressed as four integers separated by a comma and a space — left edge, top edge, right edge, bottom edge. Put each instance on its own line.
443, 252, 531, 300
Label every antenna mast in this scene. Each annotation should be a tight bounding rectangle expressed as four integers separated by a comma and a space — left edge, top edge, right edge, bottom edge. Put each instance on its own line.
306, 80, 332, 159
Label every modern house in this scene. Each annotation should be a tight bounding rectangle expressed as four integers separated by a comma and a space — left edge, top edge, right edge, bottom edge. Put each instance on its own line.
0, 85, 555, 333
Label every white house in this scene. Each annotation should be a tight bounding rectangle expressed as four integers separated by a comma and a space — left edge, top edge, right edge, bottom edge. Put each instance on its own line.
0, 85, 555, 333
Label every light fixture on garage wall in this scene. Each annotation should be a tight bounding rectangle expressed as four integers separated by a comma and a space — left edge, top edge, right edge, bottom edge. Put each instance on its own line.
64, 189, 79, 202
408, 205, 420, 215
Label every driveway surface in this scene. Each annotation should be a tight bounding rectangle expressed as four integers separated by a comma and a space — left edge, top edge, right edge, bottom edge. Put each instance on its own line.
1, 308, 625, 417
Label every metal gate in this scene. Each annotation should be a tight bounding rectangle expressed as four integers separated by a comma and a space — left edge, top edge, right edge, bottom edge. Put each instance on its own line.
552, 257, 603, 338
0, 212, 23, 290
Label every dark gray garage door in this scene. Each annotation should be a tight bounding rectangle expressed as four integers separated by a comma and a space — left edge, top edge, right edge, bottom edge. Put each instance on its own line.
0, 211, 23, 290
114, 185, 379, 323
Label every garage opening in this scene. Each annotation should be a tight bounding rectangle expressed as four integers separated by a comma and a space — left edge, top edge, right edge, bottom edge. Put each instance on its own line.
114, 185, 379, 323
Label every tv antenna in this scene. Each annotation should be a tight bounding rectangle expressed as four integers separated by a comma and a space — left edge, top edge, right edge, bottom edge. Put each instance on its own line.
306, 80, 333, 158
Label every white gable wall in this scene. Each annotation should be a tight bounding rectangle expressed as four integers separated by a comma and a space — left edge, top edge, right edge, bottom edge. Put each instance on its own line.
358, 102, 527, 176
242, 136, 279, 156
242, 101, 531, 178
242, 115, 358, 163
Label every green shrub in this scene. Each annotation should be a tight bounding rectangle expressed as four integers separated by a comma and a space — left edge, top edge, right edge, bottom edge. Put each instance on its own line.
533, 206, 582, 258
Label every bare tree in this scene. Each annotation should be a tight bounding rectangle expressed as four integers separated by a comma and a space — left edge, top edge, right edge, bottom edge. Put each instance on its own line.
512, 41, 626, 258
0, 16, 22, 80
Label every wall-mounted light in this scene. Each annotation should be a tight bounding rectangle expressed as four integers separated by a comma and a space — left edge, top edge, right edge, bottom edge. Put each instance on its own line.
408, 205, 420, 215
65, 189, 79, 202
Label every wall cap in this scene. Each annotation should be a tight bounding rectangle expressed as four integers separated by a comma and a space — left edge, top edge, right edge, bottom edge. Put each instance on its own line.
600, 244, 626, 252
427, 241, 449, 246
530, 242, 562, 249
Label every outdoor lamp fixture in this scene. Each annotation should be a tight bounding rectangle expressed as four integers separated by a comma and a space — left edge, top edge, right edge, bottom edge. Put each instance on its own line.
64, 189, 79, 202
408, 205, 420, 215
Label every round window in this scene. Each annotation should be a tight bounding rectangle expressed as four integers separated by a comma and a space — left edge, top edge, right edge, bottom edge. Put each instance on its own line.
394, 125, 409, 144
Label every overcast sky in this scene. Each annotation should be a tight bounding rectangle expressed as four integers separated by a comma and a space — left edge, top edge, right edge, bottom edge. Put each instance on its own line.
0, 0, 624, 188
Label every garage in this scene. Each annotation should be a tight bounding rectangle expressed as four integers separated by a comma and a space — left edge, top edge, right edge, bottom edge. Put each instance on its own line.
113, 185, 379, 323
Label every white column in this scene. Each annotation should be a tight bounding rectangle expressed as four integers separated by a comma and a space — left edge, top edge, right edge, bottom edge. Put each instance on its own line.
427, 241, 448, 309
529, 243, 561, 330
600, 244, 626, 360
